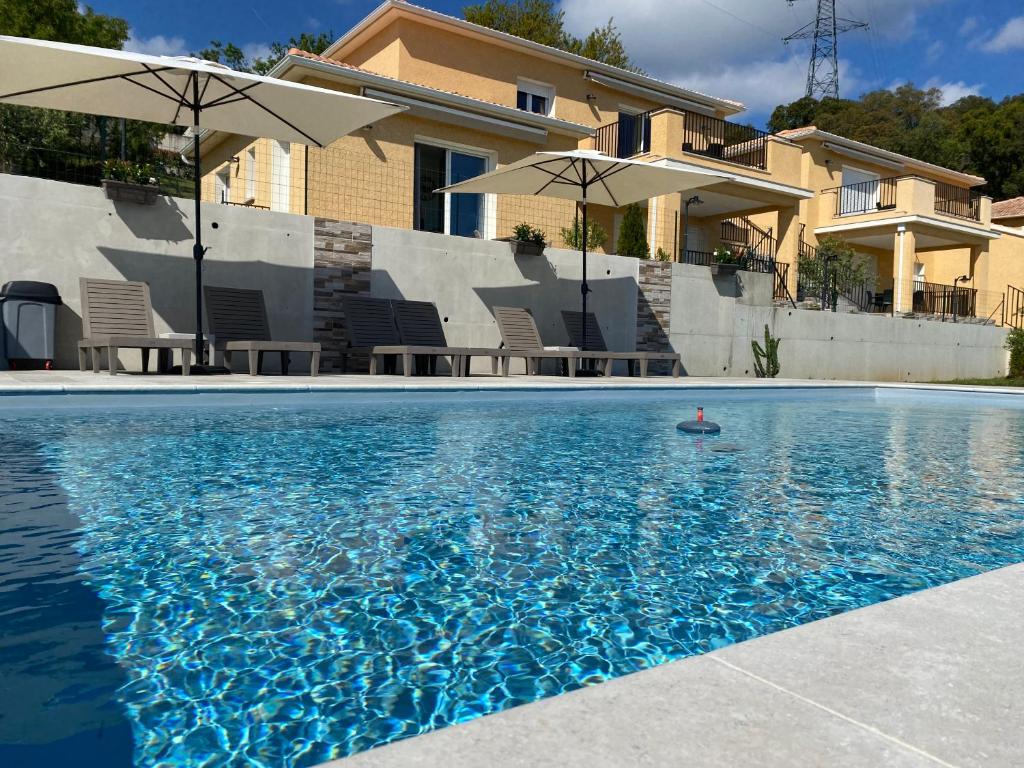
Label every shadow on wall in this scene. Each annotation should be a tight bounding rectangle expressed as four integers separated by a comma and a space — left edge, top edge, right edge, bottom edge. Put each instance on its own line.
111, 196, 193, 243
95, 247, 313, 373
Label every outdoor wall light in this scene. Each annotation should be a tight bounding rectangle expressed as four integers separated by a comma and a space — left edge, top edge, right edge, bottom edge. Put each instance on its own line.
586, 93, 598, 101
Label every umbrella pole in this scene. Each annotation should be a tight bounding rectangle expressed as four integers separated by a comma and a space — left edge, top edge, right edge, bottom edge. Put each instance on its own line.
581, 169, 589, 354
191, 77, 205, 365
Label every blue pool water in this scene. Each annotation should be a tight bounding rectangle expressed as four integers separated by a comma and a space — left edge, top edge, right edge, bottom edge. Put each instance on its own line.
3, 389, 1024, 766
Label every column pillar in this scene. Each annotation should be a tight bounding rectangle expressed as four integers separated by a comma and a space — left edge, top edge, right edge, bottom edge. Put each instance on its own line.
893, 225, 917, 314
775, 205, 801, 299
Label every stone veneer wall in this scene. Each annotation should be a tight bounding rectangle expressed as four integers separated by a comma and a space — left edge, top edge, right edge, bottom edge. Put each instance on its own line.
636, 261, 674, 364
313, 218, 373, 373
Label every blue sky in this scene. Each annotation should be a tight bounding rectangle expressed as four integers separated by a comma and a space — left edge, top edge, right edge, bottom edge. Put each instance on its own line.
102, 0, 1024, 127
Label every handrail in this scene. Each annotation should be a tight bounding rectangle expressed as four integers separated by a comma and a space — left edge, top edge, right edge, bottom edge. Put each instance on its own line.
934, 181, 982, 221
594, 111, 653, 159
825, 176, 899, 217
680, 111, 769, 170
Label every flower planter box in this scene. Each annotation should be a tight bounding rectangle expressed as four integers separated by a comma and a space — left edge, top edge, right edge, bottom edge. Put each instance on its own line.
499, 238, 545, 257
102, 179, 159, 205
709, 262, 740, 277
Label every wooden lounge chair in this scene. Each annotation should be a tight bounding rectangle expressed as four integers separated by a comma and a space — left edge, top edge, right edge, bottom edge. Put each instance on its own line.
493, 306, 610, 377
77, 277, 192, 375
392, 299, 505, 377
203, 285, 320, 376
562, 310, 681, 377
339, 295, 463, 376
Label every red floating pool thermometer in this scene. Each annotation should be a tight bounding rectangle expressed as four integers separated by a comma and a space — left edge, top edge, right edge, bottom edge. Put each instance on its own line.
677, 405, 721, 435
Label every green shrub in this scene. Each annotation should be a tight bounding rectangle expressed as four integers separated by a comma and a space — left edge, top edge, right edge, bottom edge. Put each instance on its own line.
655, 247, 671, 262
1006, 328, 1024, 378
616, 203, 648, 258
714, 246, 740, 265
103, 158, 154, 185
512, 222, 545, 246
560, 217, 608, 251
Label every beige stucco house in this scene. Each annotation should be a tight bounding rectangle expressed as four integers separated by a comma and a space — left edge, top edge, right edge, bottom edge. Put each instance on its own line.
199, 0, 1023, 324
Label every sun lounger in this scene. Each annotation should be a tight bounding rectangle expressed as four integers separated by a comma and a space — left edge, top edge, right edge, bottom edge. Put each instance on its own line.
561, 310, 681, 377
339, 295, 464, 376
392, 299, 505, 376
77, 277, 192, 375
493, 306, 611, 377
204, 285, 320, 376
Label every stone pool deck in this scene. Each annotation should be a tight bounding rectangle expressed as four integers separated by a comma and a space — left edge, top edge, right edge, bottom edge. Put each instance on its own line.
328, 563, 1024, 768
2, 369, 1024, 397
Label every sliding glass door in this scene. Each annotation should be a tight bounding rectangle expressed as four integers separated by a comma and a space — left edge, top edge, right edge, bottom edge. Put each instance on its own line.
414, 142, 488, 237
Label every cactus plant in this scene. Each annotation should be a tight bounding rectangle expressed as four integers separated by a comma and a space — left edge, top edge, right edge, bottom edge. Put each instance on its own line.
751, 324, 781, 378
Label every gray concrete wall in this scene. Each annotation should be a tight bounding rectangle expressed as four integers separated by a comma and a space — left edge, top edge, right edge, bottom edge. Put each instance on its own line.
370, 226, 641, 373
669, 263, 1008, 381
0, 175, 314, 372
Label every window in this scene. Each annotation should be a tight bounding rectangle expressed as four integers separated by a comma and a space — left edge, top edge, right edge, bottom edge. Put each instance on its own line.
414, 142, 490, 238
215, 167, 230, 204
516, 79, 554, 117
270, 140, 290, 213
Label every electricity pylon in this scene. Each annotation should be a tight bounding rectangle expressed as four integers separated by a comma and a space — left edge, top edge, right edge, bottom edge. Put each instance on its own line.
784, 0, 868, 99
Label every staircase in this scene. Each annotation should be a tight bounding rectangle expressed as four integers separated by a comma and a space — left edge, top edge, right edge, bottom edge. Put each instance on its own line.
720, 217, 794, 305
796, 227, 873, 312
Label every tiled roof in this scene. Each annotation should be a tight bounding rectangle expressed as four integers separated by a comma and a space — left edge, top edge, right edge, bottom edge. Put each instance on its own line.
992, 197, 1024, 219
776, 126, 817, 139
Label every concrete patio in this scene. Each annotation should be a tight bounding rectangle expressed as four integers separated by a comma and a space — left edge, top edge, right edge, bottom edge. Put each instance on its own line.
325, 563, 1024, 768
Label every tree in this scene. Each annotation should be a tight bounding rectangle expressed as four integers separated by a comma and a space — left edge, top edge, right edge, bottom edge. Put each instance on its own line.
464, 0, 642, 72
616, 203, 648, 258
0, 0, 142, 161
197, 32, 334, 76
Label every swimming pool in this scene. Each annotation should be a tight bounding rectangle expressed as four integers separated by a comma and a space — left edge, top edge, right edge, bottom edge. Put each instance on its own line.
2, 388, 1024, 766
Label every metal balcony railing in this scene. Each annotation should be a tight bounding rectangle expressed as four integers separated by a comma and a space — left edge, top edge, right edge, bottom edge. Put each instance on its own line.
681, 111, 769, 170
827, 176, 899, 217
934, 182, 982, 221
594, 111, 652, 158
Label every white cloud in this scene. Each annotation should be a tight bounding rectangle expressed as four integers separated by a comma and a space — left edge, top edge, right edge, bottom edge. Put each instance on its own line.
242, 42, 272, 62
923, 77, 982, 106
925, 40, 943, 63
558, 0, 934, 115
981, 16, 1024, 53
959, 17, 978, 37
124, 32, 189, 57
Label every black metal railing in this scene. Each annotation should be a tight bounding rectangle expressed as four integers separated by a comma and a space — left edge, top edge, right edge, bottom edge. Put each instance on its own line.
829, 176, 899, 216
681, 111, 769, 170
0, 144, 195, 198
796, 232, 873, 312
1006, 284, 1024, 329
594, 111, 652, 158
912, 280, 977, 318
934, 182, 982, 221
681, 250, 715, 266
720, 217, 777, 260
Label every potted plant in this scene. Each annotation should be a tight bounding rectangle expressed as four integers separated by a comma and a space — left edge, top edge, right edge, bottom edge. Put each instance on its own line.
102, 159, 159, 204
710, 246, 741, 276
502, 222, 546, 256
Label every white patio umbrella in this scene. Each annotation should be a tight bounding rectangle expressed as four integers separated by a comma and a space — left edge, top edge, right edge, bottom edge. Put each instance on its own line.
0, 35, 404, 365
438, 150, 728, 349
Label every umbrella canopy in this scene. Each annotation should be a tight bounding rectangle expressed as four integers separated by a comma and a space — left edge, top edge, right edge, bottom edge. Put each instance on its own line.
0, 36, 402, 144
438, 150, 729, 352
437, 149, 728, 207
0, 35, 405, 366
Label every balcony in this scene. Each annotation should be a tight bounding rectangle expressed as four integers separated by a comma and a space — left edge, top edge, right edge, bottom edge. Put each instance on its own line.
934, 182, 982, 222
594, 109, 770, 170
829, 176, 899, 217
821, 176, 988, 227
594, 111, 652, 158
680, 111, 769, 170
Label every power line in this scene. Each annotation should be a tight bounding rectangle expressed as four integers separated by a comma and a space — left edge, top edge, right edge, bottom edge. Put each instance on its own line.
783, 0, 868, 99
698, 0, 778, 39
